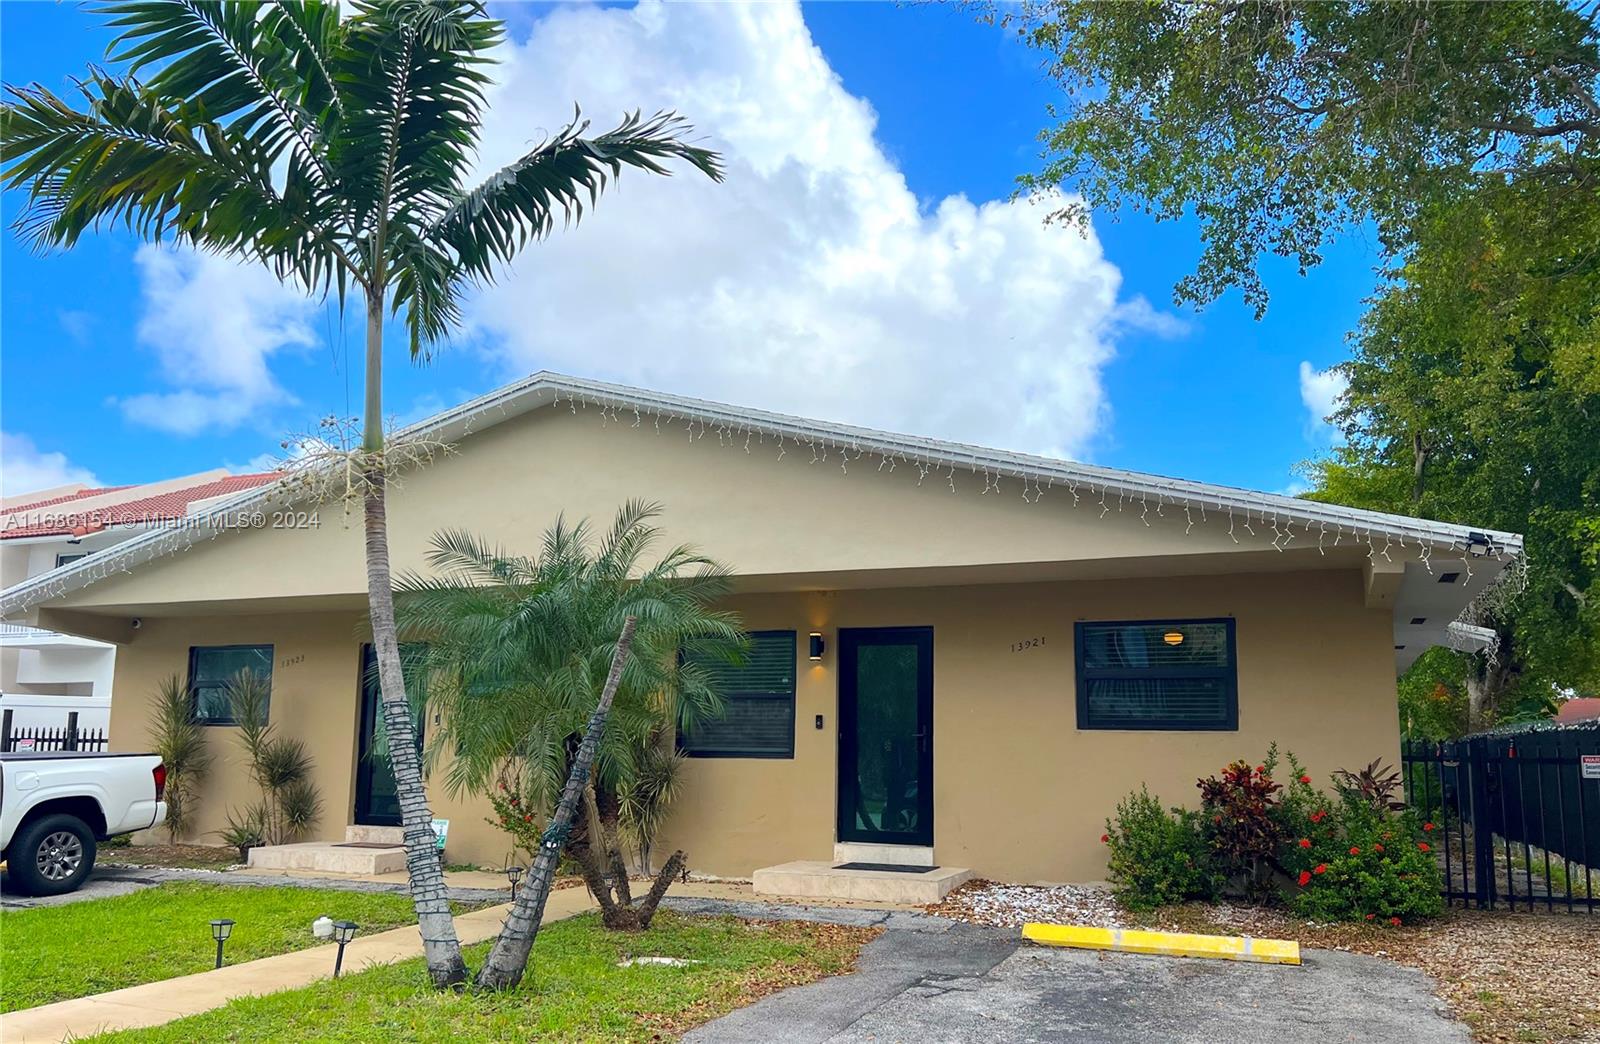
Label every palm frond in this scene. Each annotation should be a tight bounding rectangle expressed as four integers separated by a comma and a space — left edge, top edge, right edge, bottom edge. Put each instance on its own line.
331, 1, 499, 236
1, 73, 354, 291
97, 0, 341, 191
429, 108, 724, 290
397, 503, 744, 805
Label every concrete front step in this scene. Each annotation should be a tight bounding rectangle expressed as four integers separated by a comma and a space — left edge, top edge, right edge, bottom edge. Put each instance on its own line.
344, 824, 405, 845
752, 860, 973, 904
247, 840, 407, 875
832, 842, 935, 867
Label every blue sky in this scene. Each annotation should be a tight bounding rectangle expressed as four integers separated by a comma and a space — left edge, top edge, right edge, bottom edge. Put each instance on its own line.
0, 1, 1374, 497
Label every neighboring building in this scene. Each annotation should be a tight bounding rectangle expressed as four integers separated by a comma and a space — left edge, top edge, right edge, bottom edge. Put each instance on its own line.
1, 470, 279, 732
0, 374, 1522, 886
1555, 697, 1600, 724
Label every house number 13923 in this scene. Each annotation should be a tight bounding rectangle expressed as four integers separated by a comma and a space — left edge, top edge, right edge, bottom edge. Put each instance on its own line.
1010, 637, 1044, 652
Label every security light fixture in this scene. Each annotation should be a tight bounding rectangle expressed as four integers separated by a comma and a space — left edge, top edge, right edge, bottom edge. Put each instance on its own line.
1162, 631, 1185, 647
210, 919, 235, 969
1465, 532, 1494, 558
331, 920, 358, 977
808, 632, 825, 660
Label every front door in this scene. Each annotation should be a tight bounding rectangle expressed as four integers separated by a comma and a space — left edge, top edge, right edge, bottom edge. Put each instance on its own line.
836, 627, 933, 847
354, 645, 411, 826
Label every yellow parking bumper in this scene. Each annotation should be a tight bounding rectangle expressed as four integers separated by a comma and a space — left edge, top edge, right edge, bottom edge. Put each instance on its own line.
1021, 923, 1300, 965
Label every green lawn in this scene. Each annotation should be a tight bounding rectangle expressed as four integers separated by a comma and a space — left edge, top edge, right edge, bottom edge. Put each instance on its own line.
1, 882, 431, 1012
90, 911, 875, 1043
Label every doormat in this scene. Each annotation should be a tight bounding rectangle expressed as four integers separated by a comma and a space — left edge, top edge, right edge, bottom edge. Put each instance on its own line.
833, 862, 940, 873
334, 842, 405, 849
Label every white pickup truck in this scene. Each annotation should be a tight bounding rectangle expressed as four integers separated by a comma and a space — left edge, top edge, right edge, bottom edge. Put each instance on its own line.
1, 751, 167, 896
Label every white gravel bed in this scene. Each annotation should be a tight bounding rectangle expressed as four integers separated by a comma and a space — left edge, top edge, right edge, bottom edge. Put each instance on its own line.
933, 882, 1126, 929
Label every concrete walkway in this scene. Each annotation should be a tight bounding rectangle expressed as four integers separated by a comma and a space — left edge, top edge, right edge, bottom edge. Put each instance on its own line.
1, 864, 514, 910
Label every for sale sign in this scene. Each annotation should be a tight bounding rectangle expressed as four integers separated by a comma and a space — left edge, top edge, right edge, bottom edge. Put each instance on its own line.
1581, 754, 1600, 781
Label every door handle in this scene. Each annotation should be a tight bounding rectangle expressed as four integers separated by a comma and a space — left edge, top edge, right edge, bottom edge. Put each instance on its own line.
914, 727, 928, 754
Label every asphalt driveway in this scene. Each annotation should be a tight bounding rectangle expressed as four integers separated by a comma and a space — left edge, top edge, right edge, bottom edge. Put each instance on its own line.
672, 899, 1468, 1044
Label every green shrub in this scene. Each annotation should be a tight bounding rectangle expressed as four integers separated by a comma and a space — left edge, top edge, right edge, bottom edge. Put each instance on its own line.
1265, 745, 1322, 858
1281, 791, 1444, 924
1103, 786, 1220, 911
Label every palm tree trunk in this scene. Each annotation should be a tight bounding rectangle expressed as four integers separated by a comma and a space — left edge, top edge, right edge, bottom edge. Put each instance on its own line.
632, 849, 687, 929
362, 293, 466, 988
475, 616, 638, 990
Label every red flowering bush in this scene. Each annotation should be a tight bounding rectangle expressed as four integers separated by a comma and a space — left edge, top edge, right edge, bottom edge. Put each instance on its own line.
486, 773, 548, 866
1281, 791, 1443, 924
1102, 786, 1221, 911
1101, 744, 1443, 924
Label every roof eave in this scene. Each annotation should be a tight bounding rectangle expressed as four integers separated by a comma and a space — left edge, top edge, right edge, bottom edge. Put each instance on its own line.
0, 371, 1525, 618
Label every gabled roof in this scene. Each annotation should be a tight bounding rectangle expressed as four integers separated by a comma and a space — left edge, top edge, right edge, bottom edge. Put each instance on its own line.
3, 472, 282, 540
0, 371, 1522, 617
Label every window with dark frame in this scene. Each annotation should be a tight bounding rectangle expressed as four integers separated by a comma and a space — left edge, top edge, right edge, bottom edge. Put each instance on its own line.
1074, 619, 1237, 731
188, 644, 274, 725
55, 552, 89, 568
678, 630, 797, 758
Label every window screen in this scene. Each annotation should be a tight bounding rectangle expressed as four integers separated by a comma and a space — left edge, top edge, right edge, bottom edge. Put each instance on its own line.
189, 644, 274, 725
679, 630, 796, 758
1074, 620, 1237, 730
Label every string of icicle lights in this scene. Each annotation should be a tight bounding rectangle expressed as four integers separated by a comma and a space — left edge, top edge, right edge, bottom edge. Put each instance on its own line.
4, 385, 1527, 644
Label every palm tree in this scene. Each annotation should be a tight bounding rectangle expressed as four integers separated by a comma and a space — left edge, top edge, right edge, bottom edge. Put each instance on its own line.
1, 2, 721, 987
394, 500, 743, 987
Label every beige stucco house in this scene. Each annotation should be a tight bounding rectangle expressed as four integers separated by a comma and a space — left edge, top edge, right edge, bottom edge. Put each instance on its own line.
0, 373, 1521, 886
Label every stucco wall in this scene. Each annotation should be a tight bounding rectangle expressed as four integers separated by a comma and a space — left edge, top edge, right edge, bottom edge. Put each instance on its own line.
107, 567, 1397, 883
59, 405, 1375, 614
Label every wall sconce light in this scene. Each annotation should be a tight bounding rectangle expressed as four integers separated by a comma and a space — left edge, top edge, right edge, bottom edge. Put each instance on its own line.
808, 632, 825, 661
209, 918, 235, 969
331, 920, 359, 977
1162, 631, 1185, 646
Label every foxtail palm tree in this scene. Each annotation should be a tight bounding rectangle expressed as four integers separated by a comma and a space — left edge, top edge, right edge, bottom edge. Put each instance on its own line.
394, 500, 744, 987
1, 1, 721, 988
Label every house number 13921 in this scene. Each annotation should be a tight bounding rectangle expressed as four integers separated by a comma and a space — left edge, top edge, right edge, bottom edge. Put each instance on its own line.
1011, 637, 1044, 652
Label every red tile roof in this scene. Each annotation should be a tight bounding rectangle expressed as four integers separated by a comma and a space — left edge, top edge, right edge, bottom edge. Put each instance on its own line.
1555, 697, 1600, 723
2, 473, 282, 540
3, 485, 135, 514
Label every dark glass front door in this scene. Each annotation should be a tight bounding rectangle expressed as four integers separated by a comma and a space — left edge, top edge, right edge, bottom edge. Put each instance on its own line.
354, 645, 408, 826
836, 627, 933, 847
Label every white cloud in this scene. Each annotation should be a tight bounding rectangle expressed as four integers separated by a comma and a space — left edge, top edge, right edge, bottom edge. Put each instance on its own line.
463, 2, 1164, 458
119, 245, 317, 435
1, 432, 100, 497
58, 309, 94, 345
1298, 360, 1349, 442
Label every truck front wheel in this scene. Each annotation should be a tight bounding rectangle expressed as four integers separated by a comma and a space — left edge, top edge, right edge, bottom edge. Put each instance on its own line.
7, 814, 98, 897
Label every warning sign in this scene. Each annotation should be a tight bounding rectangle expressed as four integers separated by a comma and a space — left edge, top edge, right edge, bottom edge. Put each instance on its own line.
1582, 754, 1600, 781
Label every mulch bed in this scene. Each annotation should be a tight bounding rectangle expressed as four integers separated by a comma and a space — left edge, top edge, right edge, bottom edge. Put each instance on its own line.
100, 843, 243, 870
929, 880, 1600, 1044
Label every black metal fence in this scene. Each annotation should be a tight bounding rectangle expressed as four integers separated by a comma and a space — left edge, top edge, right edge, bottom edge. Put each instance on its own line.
1402, 728, 1598, 912
0, 709, 109, 753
